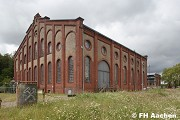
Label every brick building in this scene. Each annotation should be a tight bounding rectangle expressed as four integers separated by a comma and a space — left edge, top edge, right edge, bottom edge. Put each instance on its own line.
147, 73, 161, 87
14, 13, 147, 94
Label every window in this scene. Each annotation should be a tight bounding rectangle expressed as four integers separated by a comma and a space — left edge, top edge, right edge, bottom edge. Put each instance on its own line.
34, 42, 38, 59
85, 56, 90, 82
68, 56, 74, 82
29, 46, 32, 61
137, 70, 140, 84
101, 46, 107, 56
123, 55, 127, 63
56, 42, 61, 51
131, 68, 135, 85
114, 64, 118, 85
24, 54, 27, 64
114, 52, 118, 59
123, 66, 127, 84
34, 66, 37, 81
24, 69, 27, 81
40, 64, 44, 84
131, 58, 134, 65
41, 39, 44, 57
137, 61, 139, 67
48, 42, 52, 54
48, 62, 52, 84
34, 30, 37, 37
56, 59, 61, 83
28, 68, 31, 81
20, 52, 22, 61
85, 40, 91, 50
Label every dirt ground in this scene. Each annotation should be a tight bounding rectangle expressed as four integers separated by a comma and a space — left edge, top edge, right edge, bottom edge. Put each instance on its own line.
1, 101, 16, 108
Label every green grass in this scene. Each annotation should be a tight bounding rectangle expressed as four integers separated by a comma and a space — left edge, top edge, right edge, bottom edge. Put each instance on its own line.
0, 93, 66, 102
0, 88, 180, 120
0, 93, 16, 102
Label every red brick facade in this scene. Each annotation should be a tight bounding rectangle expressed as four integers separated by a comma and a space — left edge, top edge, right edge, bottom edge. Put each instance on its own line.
14, 13, 147, 94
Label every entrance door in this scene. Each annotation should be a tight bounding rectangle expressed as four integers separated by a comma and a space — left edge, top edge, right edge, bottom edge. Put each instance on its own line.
98, 61, 110, 89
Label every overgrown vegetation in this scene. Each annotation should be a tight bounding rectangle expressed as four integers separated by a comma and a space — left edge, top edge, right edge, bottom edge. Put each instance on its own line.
162, 63, 180, 88
0, 53, 14, 87
0, 88, 180, 120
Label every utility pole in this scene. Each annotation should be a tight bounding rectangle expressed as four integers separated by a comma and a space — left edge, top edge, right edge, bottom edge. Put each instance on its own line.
148, 65, 150, 74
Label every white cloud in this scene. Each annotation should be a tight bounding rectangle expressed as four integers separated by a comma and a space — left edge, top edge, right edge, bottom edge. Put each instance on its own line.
0, 0, 180, 73
0, 43, 17, 55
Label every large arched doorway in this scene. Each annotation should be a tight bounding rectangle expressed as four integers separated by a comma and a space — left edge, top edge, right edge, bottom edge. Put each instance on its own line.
98, 61, 110, 89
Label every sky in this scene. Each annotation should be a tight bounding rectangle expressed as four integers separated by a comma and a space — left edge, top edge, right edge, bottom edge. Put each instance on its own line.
0, 0, 180, 73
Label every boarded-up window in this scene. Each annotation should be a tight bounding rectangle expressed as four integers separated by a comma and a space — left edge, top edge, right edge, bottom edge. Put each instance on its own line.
56, 59, 61, 83
48, 62, 52, 84
85, 56, 90, 82
68, 56, 74, 82
40, 64, 44, 84
114, 64, 118, 85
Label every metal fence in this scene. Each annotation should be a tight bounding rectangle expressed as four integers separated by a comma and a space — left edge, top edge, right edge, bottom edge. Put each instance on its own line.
0, 86, 16, 93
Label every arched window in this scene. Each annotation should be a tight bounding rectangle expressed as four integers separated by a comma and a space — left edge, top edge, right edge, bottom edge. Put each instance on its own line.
85, 56, 90, 82
56, 59, 61, 83
40, 64, 44, 84
48, 62, 52, 84
34, 66, 37, 81
29, 46, 32, 61
48, 42, 52, 54
114, 64, 118, 85
28, 68, 31, 81
24, 69, 27, 81
24, 54, 27, 64
137, 70, 140, 84
41, 39, 44, 57
34, 42, 38, 59
131, 68, 135, 85
123, 66, 127, 84
68, 56, 74, 82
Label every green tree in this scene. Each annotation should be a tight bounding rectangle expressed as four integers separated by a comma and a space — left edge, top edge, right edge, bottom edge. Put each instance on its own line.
162, 63, 180, 88
0, 53, 14, 86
